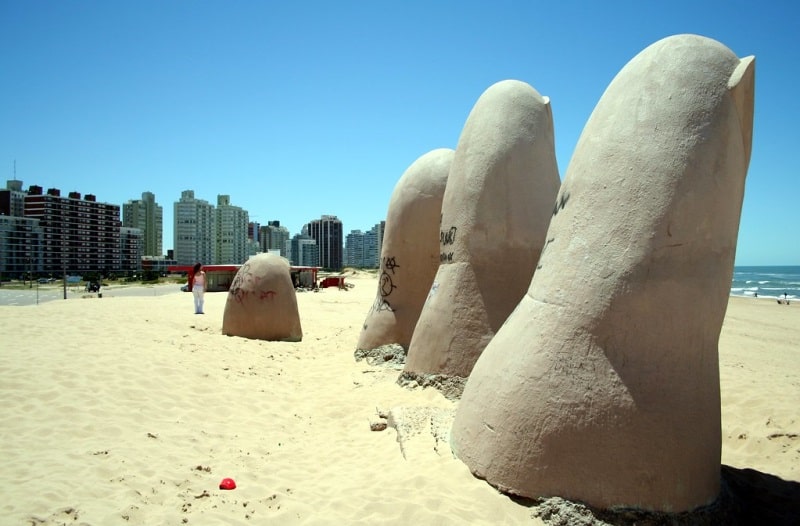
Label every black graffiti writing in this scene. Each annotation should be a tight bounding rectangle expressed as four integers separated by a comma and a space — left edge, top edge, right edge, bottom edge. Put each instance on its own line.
366, 257, 400, 315
229, 262, 254, 304
440, 252, 453, 263
536, 237, 555, 270
440, 226, 457, 246
552, 191, 570, 216
370, 295, 394, 314
383, 256, 400, 274
379, 271, 396, 297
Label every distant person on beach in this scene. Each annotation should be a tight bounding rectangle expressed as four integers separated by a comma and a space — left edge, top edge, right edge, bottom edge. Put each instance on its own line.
189, 263, 207, 314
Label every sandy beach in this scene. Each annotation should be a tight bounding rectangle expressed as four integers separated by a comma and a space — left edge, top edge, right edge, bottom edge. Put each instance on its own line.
1, 273, 798, 525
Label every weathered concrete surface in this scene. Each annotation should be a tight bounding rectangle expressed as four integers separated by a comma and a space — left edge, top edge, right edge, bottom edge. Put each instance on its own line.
404, 79, 561, 380
356, 148, 452, 352
452, 35, 755, 512
222, 253, 302, 341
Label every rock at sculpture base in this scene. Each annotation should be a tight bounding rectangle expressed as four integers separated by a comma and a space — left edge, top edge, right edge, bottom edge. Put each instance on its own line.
404, 79, 560, 381
222, 253, 302, 342
356, 148, 452, 353
451, 34, 755, 513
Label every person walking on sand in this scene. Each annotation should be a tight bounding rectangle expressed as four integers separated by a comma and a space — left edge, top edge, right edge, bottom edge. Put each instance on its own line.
190, 262, 207, 314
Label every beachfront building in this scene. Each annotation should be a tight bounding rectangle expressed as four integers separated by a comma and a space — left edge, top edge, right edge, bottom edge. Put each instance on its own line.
23, 187, 121, 275
3, 180, 155, 277
289, 233, 319, 267
174, 190, 215, 266
344, 221, 384, 268
141, 255, 177, 275
260, 220, 290, 257
215, 195, 249, 264
0, 180, 42, 279
366, 221, 385, 268
120, 227, 144, 273
344, 229, 364, 268
0, 179, 27, 217
122, 191, 163, 257
248, 221, 260, 244
246, 221, 261, 258
305, 214, 343, 270
0, 215, 43, 279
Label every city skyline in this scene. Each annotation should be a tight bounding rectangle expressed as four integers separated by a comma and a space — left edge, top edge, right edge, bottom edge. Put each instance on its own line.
1, 179, 377, 276
6, 177, 383, 254
2, 2, 798, 265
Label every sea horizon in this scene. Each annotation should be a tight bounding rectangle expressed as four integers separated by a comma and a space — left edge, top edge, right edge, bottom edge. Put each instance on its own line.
731, 265, 800, 300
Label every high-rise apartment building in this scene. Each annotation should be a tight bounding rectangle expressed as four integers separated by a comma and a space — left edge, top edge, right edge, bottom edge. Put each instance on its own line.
365, 221, 384, 268
215, 195, 249, 264
260, 220, 290, 257
174, 190, 215, 265
122, 191, 163, 257
248, 221, 260, 244
289, 233, 319, 267
23, 186, 121, 274
344, 229, 364, 267
344, 221, 384, 268
0, 179, 26, 217
305, 215, 343, 270
247, 221, 260, 257
120, 227, 144, 273
0, 180, 42, 277
0, 215, 43, 277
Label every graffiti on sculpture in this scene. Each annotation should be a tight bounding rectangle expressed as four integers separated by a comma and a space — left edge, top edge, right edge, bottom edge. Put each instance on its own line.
259, 290, 277, 300
383, 256, 400, 274
367, 255, 400, 314
440, 226, 457, 246
440, 225, 458, 264
424, 280, 439, 305
370, 293, 395, 314
229, 262, 253, 304
380, 271, 397, 297
536, 237, 556, 270
552, 190, 570, 216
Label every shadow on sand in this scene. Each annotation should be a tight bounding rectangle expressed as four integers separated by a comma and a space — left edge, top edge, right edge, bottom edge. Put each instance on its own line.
527, 465, 800, 525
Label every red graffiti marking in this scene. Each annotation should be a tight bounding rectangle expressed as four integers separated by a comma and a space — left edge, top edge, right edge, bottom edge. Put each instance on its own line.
260, 290, 277, 300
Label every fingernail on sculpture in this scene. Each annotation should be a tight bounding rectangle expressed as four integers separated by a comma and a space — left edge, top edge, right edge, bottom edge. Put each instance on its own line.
222, 253, 303, 342
403, 80, 561, 385
451, 34, 755, 512
357, 148, 453, 354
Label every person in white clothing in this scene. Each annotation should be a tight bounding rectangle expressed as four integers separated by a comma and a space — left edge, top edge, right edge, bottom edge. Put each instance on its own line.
190, 262, 207, 314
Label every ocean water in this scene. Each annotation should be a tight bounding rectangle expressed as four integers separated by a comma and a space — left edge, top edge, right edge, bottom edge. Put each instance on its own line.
730, 266, 800, 300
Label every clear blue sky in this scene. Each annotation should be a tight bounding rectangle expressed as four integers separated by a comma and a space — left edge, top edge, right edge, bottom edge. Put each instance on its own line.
1, 1, 797, 265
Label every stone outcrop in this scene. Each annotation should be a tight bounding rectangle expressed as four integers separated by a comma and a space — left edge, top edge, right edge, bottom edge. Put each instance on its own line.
356, 148, 453, 353
222, 253, 302, 341
404, 79, 561, 380
451, 35, 755, 512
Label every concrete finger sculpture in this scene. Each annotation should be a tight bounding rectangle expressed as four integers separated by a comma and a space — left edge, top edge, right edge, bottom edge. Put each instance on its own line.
222, 253, 302, 341
451, 35, 755, 512
403, 80, 561, 382
356, 148, 453, 353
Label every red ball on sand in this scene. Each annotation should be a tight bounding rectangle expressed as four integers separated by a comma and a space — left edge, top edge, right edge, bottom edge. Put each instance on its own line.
219, 478, 236, 490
